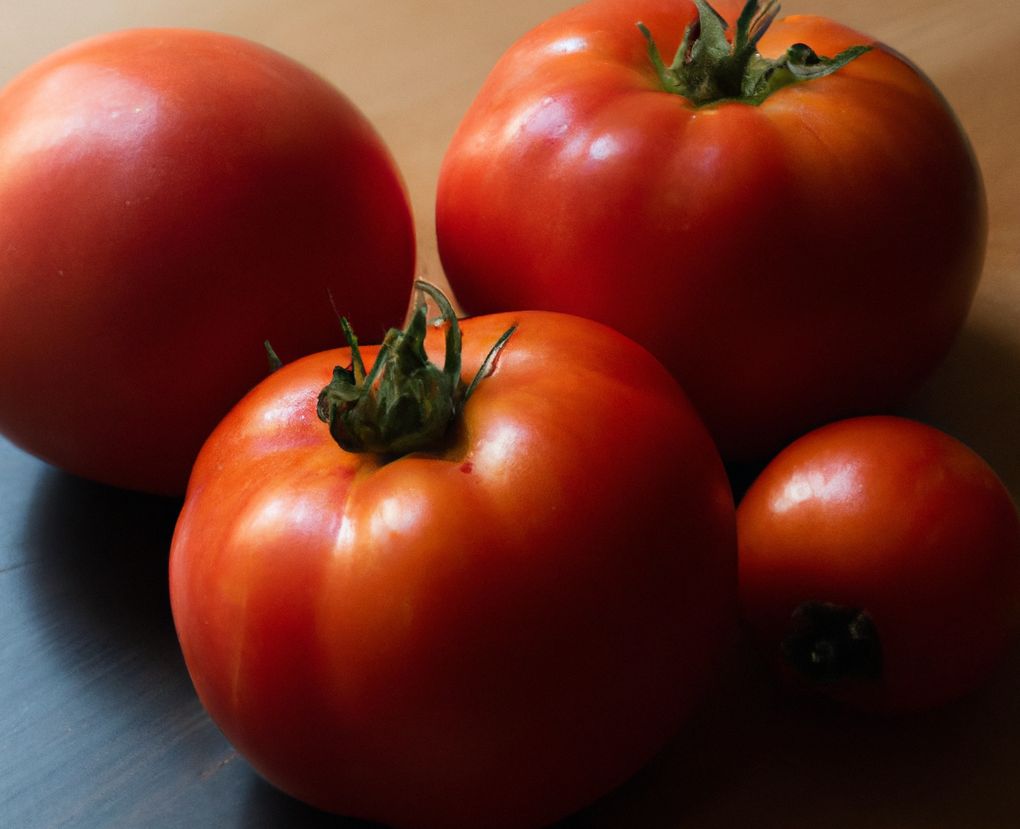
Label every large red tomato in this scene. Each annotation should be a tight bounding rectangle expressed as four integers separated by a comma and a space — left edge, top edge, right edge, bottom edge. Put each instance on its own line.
436, 0, 986, 462
738, 416, 1020, 712
169, 285, 736, 829
0, 28, 414, 494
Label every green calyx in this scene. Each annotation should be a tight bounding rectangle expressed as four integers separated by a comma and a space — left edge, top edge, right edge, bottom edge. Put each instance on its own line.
638, 0, 871, 107
316, 280, 516, 457
781, 600, 883, 684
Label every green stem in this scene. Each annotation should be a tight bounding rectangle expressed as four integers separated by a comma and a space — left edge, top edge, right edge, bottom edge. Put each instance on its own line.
637, 0, 871, 107
316, 281, 516, 456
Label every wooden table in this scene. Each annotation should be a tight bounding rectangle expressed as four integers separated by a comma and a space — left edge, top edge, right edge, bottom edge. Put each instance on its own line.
2, 1, 1018, 826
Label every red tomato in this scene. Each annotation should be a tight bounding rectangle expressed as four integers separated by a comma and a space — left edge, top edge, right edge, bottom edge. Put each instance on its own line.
169, 290, 736, 829
738, 416, 1020, 712
0, 28, 414, 494
436, 0, 986, 462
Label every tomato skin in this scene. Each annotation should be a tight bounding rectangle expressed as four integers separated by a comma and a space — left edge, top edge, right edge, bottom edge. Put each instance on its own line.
737, 416, 1020, 712
169, 310, 736, 829
436, 0, 985, 462
0, 29, 414, 494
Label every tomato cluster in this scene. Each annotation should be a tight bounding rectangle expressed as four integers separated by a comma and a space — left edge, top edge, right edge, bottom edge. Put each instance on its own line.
1, 2, 1016, 828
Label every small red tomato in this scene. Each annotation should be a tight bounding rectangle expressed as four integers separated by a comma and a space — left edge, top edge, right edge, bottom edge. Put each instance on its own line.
738, 416, 1020, 712
0, 28, 414, 494
170, 284, 736, 829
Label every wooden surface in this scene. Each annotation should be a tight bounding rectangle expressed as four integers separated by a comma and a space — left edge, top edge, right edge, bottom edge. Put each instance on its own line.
2, 1, 1019, 827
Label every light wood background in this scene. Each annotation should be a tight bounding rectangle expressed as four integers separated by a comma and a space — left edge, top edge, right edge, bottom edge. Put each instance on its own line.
3, 0, 1013, 486
1, 2, 1019, 827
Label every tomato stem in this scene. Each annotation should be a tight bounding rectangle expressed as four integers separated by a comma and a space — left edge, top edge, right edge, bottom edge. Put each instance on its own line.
637, 0, 871, 106
264, 340, 283, 373
316, 281, 516, 456
781, 600, 883, 684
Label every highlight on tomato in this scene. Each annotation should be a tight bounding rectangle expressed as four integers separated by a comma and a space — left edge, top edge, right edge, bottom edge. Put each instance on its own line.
737, 416, 1020, 712
436, 0, 986, 463
0, 28, 415, 494
169, 283, 737, 829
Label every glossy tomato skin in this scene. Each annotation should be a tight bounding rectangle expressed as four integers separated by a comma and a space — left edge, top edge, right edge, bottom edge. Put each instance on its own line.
0, 29, 414, 494
169, 311, 736, 829
436, 0, 985, 462
738, 417, 1020, 712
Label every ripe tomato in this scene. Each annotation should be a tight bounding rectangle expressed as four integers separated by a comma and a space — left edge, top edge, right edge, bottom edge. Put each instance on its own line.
738, 416, 1020, 712
169, 285, 736, 829
436, 0, 986, 462
0, 28, 414, 495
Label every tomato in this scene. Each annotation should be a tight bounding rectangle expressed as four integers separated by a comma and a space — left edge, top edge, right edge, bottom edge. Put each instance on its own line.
737, 416, 1020, 712
0, 28, 414, 495
169, 284, 736, 829
436, 0, 986, 462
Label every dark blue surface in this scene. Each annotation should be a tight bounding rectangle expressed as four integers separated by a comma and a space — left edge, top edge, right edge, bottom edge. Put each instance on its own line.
0, 437, 364, 829
4, 369, 1020, 829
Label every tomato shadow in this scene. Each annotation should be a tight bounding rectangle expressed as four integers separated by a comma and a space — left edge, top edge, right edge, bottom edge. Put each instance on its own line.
724, 459, 768, 505
894, 318, 1020, 496
243, 778, 385, 829
558, 633, 1020, 828
721, 318, 1020, 506
22, 465, 183, 658
15, 463, 398, 828
13, 466, 264, 824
